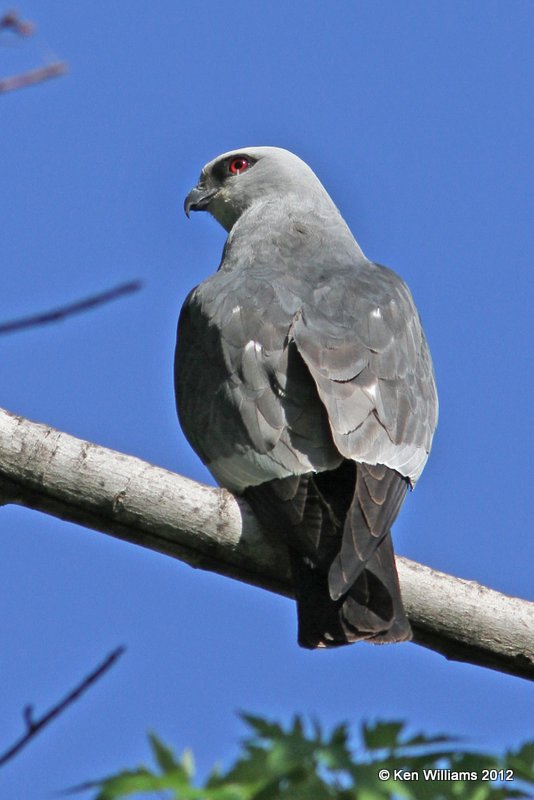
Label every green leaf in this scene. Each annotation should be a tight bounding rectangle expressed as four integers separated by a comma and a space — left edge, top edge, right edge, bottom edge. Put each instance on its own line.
403, 732, 459, 748
94, 767, 195, 799
82, 714, 534, 800
239, 712, 284, 741
512, 740, 534, 765
506, 741, 534, 782
362, 721, 405, 751
329, 722, 350, 748
92, 768, 152, 800
290, 714, 304, 737
356, 788, 390, 800
148, 732, 181, 773
93, 764, 205, 799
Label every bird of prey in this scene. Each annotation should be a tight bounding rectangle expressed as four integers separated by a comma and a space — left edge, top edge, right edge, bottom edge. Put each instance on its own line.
175, 147, 438, 648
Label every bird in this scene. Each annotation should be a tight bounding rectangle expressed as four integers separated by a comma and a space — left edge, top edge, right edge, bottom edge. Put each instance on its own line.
175, 147, 438, 649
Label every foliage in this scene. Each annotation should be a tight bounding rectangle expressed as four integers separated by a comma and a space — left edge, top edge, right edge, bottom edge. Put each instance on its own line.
74, 714, 534, 800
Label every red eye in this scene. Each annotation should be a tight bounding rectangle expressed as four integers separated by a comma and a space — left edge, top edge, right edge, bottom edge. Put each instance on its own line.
229, 156, 250, 174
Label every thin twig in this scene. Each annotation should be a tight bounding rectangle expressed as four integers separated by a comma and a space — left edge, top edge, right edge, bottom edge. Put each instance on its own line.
0, 646, 125, 768
0, 60, 67, 94
0, 280, 143, 335
0, 9, 35, 37
0, 10, 67, 95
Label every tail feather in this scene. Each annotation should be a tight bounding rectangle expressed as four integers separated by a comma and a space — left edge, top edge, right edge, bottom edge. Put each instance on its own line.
328, 463, 408, 600
244, 461, 411, 649
291, 533, 411, 648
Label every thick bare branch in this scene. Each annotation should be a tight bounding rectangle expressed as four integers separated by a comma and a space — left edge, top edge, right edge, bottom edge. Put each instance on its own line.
0, 406, 533, 681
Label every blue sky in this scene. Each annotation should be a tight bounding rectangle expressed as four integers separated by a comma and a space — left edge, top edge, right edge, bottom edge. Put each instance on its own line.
1, 1, 533, 796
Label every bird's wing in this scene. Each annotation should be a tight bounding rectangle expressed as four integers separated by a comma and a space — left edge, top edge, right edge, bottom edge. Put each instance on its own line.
287, 261, 437, 602
291, 261, 438, 485
174, 272, 342, 492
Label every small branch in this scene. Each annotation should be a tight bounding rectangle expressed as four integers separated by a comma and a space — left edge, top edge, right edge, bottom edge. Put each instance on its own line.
0, 9, 35, 37
1, 10, 66, 95
0, 281, 143, 335
0, 646, 125, 768
0, 407, 533, 681
0, 60, 67, 94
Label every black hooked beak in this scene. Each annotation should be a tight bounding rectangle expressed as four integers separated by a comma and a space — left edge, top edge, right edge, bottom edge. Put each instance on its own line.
184, 184, 217, 218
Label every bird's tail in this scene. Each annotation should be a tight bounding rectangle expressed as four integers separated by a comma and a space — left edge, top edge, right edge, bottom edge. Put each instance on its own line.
244, 461, 411, 649
289, 531, 411, 648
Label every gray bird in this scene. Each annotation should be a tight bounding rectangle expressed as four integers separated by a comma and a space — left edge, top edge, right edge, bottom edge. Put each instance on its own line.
175, 147, 438, 648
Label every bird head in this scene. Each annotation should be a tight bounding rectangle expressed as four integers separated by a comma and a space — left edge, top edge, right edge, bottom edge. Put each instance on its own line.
184, 146, 326, 232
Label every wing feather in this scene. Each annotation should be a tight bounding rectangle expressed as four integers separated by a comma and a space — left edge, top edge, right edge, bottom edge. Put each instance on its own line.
292, 262, 437, 484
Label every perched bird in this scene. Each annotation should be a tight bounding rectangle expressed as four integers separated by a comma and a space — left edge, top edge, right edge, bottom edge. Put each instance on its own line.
175, 147, 438, 648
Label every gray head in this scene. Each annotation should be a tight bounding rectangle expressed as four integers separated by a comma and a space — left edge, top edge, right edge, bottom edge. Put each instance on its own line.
184, 146, 338, 232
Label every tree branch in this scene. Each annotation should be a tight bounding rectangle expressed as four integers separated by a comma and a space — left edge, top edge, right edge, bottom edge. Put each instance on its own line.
0, 646, 125, 768
0, 406, 533, 681
0, 280, 143, 335
0, 9, 35, 37
0, 10, 67, 95
0, 61, 67, 94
